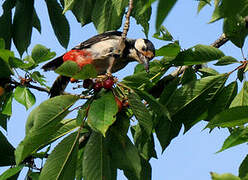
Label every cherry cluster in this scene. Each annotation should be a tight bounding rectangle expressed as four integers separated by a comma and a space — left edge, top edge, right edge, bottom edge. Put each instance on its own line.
83, 76, 115, 92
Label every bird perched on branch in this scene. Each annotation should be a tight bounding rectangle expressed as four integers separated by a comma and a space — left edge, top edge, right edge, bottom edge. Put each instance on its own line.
42, 31, 155, 97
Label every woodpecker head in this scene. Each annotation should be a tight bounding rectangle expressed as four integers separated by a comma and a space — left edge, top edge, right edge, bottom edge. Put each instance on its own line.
128, 39, 155, 72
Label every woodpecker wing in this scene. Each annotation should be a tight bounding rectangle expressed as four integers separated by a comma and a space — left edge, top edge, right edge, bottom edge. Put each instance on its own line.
42, 31, 122, 71
73, 31, 122, 50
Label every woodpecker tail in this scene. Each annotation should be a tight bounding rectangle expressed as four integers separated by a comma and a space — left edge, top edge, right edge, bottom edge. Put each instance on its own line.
50, 75, 70, 97
42, 55, 64, 71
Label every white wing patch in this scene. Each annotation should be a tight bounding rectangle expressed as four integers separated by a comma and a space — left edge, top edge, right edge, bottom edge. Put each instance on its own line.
87, 37, 121, 59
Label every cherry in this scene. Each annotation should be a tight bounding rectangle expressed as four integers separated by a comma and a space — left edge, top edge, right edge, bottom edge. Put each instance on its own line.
115, 96, 123, 112
93, 82, 103, 92
103, 78, 114, 89
83, 79, 93, 89
70, 78, 78, 83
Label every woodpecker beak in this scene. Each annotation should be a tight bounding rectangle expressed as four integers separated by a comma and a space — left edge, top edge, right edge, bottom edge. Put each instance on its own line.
138, 52, 150, 73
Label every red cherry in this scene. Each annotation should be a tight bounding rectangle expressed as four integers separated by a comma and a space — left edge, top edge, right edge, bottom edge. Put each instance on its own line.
70, 78, 78, 83
83, 79, 93, 89
115, 97, 123, 112
103, 79, 114, 89
93, 82, 103, 92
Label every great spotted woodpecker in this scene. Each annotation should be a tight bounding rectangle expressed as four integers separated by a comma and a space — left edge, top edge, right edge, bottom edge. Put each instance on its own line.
42, 31, 155, 97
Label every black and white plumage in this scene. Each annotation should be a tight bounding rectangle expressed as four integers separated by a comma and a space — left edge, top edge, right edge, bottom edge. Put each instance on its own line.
42, 31, 155, 97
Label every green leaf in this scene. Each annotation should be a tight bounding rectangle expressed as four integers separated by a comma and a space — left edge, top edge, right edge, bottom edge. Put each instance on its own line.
0, 58, 12, 78
45, 0, 70, 48
55, 61, 80, 77
198, 67, 219, 76
159, 78, 179, 105
223, 16, 248, 48
156, 0, 177, 31
156, 42, 180, 57
153, 26, 174, 41
197, 0, 211, 13
211, 172, 241, 180
112, 0, 128, 16
0, 165, 24, 180
26, 118, 79, 147
14, 86, 36, 110
217, 0, 247, 18
31, 44, 56, 64
239, 155, 248, 179
238, 68, 244, 82
73, 64, 97, 80
173, 44, 225, 66
0, 114, 9, 131
123, 72, 151, 88
0, 49, 14, 62
0, 0, 14, 50
63, 0, 76, 13
2, 92, 13, 116
71, 0, 97, 26
32, 9, 41, 33
217, 127, 248, 153
128, 92, 153, 135
155, 116, 182, 151
139, 0, 156, 16
230, 81, 248, 107
27, 172, 40, 180
83, 132, 114, 180
13, 0, 34, 56
215, 56, 239, 66
207, 81, 237, 121
132, 0, 151, 36
0, 39, 5, 49
39, 132, 79, 180
10, 56, 36, 70
167, 74, 227, 116
173, 74, 227, 131
87, 91, 118, 136
181, 67, 197, 85
206, 106, 248, 129
0, 131, 15, 166
106, 127, 142, 179
30, 71, 47, 87
75, 148, 84, 180
15, 95, 79, 165
131, 125, 157, 160
92, 0, 123, 33
76, 100, 91, 126
135, 89, 171, 121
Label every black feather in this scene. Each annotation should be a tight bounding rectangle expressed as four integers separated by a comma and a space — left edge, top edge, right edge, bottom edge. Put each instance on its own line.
49, 75, 70, 97
42, 55, 64, 71
73, 31, 122, 49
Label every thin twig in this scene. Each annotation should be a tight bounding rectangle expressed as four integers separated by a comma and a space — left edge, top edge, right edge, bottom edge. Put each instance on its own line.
118, 0, 133, 54
11, 80, 50, 93
122, 0, 133, 40
210, 33, 229, 48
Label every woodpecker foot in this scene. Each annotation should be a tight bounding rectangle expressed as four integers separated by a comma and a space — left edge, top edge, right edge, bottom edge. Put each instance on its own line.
96, 73, 117, 83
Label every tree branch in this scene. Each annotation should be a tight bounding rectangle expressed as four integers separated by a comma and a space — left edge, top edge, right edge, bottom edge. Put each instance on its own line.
118, 0, 133, 54
121, 0, 133, 41
11, 80, 50, 93
211, 33, 229, 48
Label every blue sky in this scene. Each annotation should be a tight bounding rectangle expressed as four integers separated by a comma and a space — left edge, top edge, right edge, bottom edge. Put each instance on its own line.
0, 0, 247, 179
